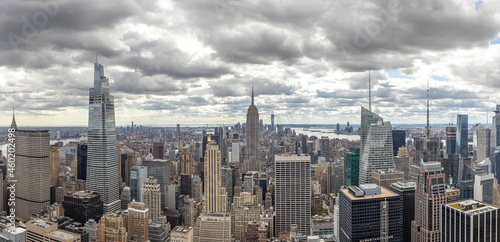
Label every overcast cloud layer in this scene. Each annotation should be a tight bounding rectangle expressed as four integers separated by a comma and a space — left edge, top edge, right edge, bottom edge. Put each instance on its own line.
1, 0, 500, 126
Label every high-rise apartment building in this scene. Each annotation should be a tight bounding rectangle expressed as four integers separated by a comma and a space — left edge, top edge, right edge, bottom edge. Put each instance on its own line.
445, 126, 457, 155
457, 114, 469, 157
87, 60, 121, 213
339, 184, 402, 242
11, 116, 50, 219
442, 200, 500, 241
127, 201, 150, 242
344, 147, 360, 187
205, 142, 227, 213
275, 154, 311, 235
245, 86, 260, 172
390, 181, 416, 242
359, 120, 395, 184
98, 213, 127, 242
141, 177, 162, 223
411, 161, 455, 242
153, 142, 165, 159
130, 166, 148, 202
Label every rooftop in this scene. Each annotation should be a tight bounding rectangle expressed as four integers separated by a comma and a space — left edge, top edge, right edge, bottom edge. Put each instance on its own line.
28, 219, 56, 228
47, 230, 77, 240
446, 200, 499, 215
341, 186, 398, 200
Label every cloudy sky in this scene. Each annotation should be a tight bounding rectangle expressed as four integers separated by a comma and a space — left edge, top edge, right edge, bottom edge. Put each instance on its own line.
1, 0, 499, 127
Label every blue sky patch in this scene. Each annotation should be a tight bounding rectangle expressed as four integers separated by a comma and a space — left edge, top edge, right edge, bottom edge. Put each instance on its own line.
431, 75, 449, 82
385, 69, 415, 79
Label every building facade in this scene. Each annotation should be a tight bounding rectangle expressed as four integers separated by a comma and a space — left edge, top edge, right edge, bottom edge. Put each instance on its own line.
245, 87, 260, 172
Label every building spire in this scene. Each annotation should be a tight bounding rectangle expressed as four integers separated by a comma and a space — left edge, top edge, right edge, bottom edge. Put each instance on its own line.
426, 80, 430, 137
369, 70, 372, 112
251, 83, 254, 106
10, 106, 17, 130
95, 49, 98, 63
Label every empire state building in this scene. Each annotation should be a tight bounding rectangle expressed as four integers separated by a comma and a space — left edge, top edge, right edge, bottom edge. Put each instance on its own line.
245, 86, 260, 171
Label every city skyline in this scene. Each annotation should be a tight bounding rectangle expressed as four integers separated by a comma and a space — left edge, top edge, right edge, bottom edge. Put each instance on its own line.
0, 1, 499, 126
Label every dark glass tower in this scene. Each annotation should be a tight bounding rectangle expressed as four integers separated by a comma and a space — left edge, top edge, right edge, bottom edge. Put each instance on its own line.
392, 130, 406, 156
445, 126, 457, 155
456, 114, 469, 157
77, 144, 88, 181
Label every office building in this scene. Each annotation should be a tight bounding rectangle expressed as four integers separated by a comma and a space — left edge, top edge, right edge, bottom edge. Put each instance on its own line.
12, 120, 50, 219
127, 201, 150, 242
457, 180, 474, 200
371, 169, 404, 189
177, 123, 181, 134
84, 219, 98, 241
76, 144, 88, 181
477, 127, 491, 162
141, 177, 162, 223
149, 223, 169, 242
87, 60, 121, 213
320, 136, 330, 161
143, 159, 171, 209
98, 213, 127, 242
130, 166, 147, 202
231, 142, 240, 163
310, 215, 334, 236
193, 212, 232, 242
359, 120, 395, 184
50, 146, 60, 186
360, 107, 383, 157
180, 174, 193, 197
445, 126, 457, 155
245, 86, 260, 172
171, 226, 193, 242
232, 205, 261, 241
275, 154, 311, 235
442, 200, 500, 241
153, 142, 165, 159
205, 142, 227, 213
344, 148, 360, 187
245, 221, 269, 242
121, 186, 130, 210
0, 227, 26, 242
339, 184, 402, 241
474, 173, 495, 204
457, 114, 469, 157
26, 219, 81, 242
62, 191, 103, 224
271, 113, 275, 132
411, 161, 452, 242
392, 130, 406, 156
390, 181, 415, 242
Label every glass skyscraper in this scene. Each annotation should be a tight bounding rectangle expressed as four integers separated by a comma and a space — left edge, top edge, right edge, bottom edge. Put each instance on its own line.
456, 114, 468, 158
86, 60, 121, 213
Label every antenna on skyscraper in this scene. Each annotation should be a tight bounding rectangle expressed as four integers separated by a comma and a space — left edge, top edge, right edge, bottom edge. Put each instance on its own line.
95, 49, 98, 63
369, 70, 372, 112
426, 80, 430, 137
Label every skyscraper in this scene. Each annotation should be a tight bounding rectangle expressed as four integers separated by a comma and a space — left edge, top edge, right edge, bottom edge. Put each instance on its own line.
77, 144, 88, 181
320, 136, 330, 162
477, 127, 491, 162
245, 86, 260, 171
130, 166, 147, 202
153, 142, 165, 159
181, 145, 192, 175
457, 114, 469, 157
143, 159, 170, 209
339, 184, 402, 242
392, 129, 406, 156
127, 201, 150, 242
491, 104, 500, 149
204, 142, 227, 213
411, 161, 453, 242
50, 146, 60, 186
445, 126, 457, 155
358, 120, 395, 184
343, 147, 360, 187
271, 112, 274, 133
12, 119, 51, 219
390, 181, 415, 242
360, 107, 383, 156
141, 177, 162, 223
275, 154, 311, 235
86, 60, 121, 213
441, 200, 500, 241
98, 213, 127, 241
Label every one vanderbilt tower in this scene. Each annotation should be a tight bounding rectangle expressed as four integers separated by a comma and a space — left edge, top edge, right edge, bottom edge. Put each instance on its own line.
86, 58, 121, 213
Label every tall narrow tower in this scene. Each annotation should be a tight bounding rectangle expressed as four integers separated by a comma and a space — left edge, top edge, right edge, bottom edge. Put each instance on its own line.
204, 142, 226, 212
245, 85, 260, 171
87, 60, 121, 213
